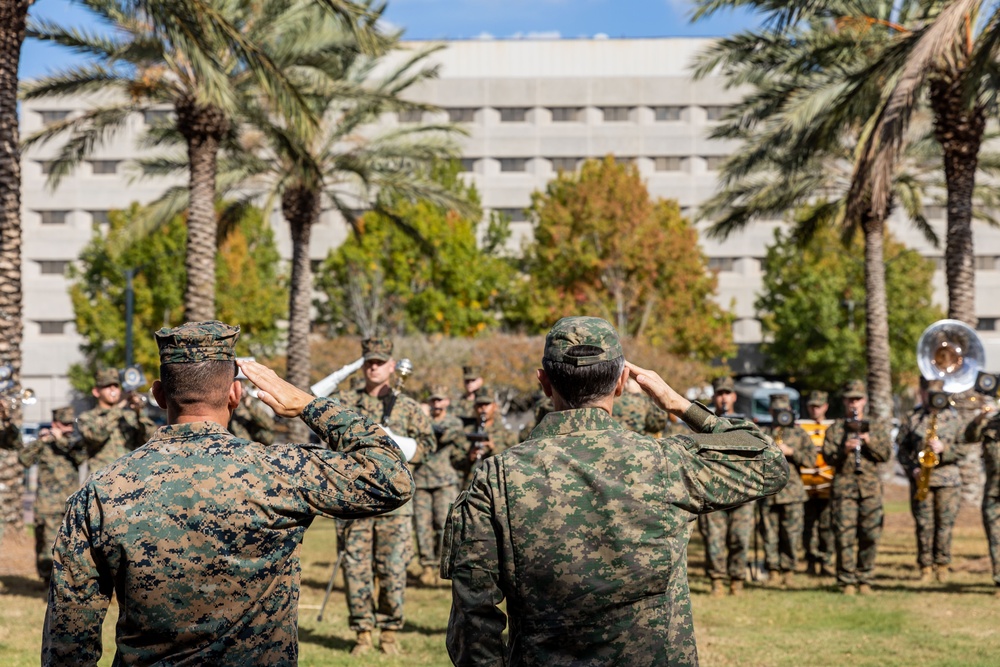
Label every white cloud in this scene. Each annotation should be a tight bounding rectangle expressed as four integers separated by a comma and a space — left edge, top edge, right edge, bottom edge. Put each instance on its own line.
524, 30, 562, 39
475, 31, 495, 40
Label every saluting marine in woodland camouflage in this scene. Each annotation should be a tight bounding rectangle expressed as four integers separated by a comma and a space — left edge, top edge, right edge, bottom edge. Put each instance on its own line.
76, 368, 156, 473
43, 321, 413, 666
759, 394, 814, 588
414, 384, 464, 587
451, 385, 518, 490
822, 379, 892, 595
896, 378, 963, 583
698, 375, 756, 597
332, 337, 434, 656
442, 317, 789, 667
801, 390, 835, 576
18, 406, 83, 583
228, 383, 275, 444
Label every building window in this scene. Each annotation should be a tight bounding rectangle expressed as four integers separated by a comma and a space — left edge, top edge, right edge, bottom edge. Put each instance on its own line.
499, 107, 529, 123
39, 110, 70, 125
398, 109, 422, 123
654, 156, 683, 171
707, 257, 736, 272
310, 259, 323, 273
459, 158, 477, 172
89, 160, 120, 175
924, 205, 946, 219
38, 260, 70, 275
704, 106, 730, 121
38, 321, 69, 335
38, 210, 70, 225
447, 107, 476, 123
976, 256, 997, 271
143, 109, 173, 126
704, 155, 727, 171
89, 210, 110, 226
495, 208, 528, 222
550, 157, 580, 172
498, 158, 528, 173
550, 107, 582, 122
600, 106, 632, 122
978, 318, 998, 332
653, 106, 684, 121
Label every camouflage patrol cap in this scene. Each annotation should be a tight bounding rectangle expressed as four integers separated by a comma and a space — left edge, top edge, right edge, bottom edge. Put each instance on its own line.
94, 368, 120, 388
52, 406, 74, 424
429, 384, 450, 400
361, 337, 392, 362
462, 365, 482, 381
842, 379, 867, 399
807, 390, 828, 406
543, 316, 623, 367
712, 376, 735, 393
154, 321, 240, 364
769, 393, 791, 410
474, 386, 496, 405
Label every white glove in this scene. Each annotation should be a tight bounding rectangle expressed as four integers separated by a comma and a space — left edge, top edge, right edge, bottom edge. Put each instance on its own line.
380, 425, 417, 462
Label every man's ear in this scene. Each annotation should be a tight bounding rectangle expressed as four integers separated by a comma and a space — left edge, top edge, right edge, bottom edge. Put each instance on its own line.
91, 386, 100, 399
228, 380, 242, 411
151, 380, 167, 409
536, 368, 553, 398
614, 363, 629, 397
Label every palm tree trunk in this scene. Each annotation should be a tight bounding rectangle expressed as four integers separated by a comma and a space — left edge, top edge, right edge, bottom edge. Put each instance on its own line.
863, 211, 893, 421
0, 0, 29, 535
930, 74, 985, 327
177, 98, 229, 322
282, 186, 320, 442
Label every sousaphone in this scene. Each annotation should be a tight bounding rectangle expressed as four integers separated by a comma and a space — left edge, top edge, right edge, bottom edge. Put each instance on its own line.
916, 319, 984, 394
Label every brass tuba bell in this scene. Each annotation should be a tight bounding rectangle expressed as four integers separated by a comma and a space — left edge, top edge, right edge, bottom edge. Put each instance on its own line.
916, 319, 985, 394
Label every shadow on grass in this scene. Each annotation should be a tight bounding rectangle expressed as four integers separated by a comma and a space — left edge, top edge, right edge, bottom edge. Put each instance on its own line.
0, 575, 47, 599
298, 626, 355, 652
402, 619, 446, 636
302, 576, 341, 591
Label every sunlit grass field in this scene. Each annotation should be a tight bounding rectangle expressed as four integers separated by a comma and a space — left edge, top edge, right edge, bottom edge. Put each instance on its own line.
2, 484, 998, 666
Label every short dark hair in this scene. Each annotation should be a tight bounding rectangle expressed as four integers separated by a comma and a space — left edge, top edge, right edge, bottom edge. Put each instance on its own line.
160, 360, 236, 411
542, 345, 624, 408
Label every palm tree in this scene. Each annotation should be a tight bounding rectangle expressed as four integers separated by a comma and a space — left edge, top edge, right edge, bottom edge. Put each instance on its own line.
21, 0, 382, 321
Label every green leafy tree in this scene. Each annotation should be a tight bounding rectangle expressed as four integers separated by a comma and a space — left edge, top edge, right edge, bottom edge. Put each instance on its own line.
316, 162, 515, 338
515, 156, 733, 361
757, 221, 943, 393
69, 203, 285, 392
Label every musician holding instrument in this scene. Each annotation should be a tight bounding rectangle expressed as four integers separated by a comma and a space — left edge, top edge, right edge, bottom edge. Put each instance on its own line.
896, 378, 963, 583
800, 390, 836, 577
76, 368, 156, 474
451, 386, 518, 490
822, 379, 892, 595
332, 337, 433, 656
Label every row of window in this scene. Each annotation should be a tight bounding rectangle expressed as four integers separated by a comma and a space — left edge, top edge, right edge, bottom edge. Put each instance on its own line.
461, 156, 726, 173
38, 160, 122, 175
37, 109, 173, 127
401, 105, 732, 124
33, 210, 108, 226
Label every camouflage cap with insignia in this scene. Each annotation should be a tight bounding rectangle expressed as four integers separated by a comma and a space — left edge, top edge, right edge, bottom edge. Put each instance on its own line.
474, 386, 496, 405
52, 406, 74, 424
769, 393, 791, 410
462, 365, 482, 381
712, 376, 735, 393
155, 321, 240, 364
543, 316, 623, 367
361, 337, 393, 362
94, 368, 120, 388
429, 384, 450, 400
842, 379, 867, 399
807, 390, 828, 406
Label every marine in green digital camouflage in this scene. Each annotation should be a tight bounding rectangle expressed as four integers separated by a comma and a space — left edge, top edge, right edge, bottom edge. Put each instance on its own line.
228, 391, 275, 445
442, 316, 789, 666
896, 382, 963, 576
76, 368, 156, 473
978, 412, 1000, 589
42, 322, 414, 666
822, 379, 892, 590
18, 407, 84, 582
760, 395, 814, 581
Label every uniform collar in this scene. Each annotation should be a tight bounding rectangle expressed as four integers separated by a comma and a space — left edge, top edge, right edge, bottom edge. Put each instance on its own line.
149, 421, 231, 443
530, 407, 621, 438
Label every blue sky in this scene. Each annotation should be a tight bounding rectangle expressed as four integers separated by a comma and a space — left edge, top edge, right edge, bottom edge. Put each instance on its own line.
19, 0, 755, 79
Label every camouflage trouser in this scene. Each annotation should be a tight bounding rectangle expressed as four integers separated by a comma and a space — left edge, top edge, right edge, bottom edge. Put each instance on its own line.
956, 442, 986, 508
910, 484, 961, 568
34, 512, 63, 582
803, 496, 833, 568
981, 494, 1000, 586
338, 515, 413, 631
832, 493, 883, 586
414, 484, 458, 567
761, 501, 804, 573
698, 503, 754, 581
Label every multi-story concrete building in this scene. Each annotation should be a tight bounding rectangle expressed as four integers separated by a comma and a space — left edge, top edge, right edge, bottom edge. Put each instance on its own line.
18, 37, 1000, 420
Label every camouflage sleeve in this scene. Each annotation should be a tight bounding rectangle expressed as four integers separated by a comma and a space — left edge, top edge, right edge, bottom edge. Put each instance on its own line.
439, 419, 466, 451
965, 411, 992, 444
674, 402, 789, 511
451, 437, 473, 473
822, 422, 844, 467
791, 427, 813, 468
407, 403, 435, 466
17, 437, 43, 468
864, 419, 892, 463
895, 421, 917, 471
118, 409, 156, 451
938, 413, 963, 465
442, 470, 507, 666
75, 409, 111, 457
0, 417, 20, 450
42, 486, 111, 666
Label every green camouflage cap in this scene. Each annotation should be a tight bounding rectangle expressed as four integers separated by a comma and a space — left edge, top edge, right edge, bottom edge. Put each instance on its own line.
712, 376, 735, 393
474, 386, 496, 405
543, 316, 623, 367
52, 406, 74, 424
155, 321, 240, 364
429, 384, 450, 400
362, 337, 392, 362
94, 368, 120, 388
807, 390, 828, 406
769, 393, 791, 410
842, 379, 867, 399
462, 365, 482, 381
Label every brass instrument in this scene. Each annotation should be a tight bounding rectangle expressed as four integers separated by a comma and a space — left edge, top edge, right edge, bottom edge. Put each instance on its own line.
915, 412, 940, 502
846, 408, 866, 473
0, 364, 36, 419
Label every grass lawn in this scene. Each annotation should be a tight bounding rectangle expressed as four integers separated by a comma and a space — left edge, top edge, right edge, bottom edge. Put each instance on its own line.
2, 483, 999, 666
